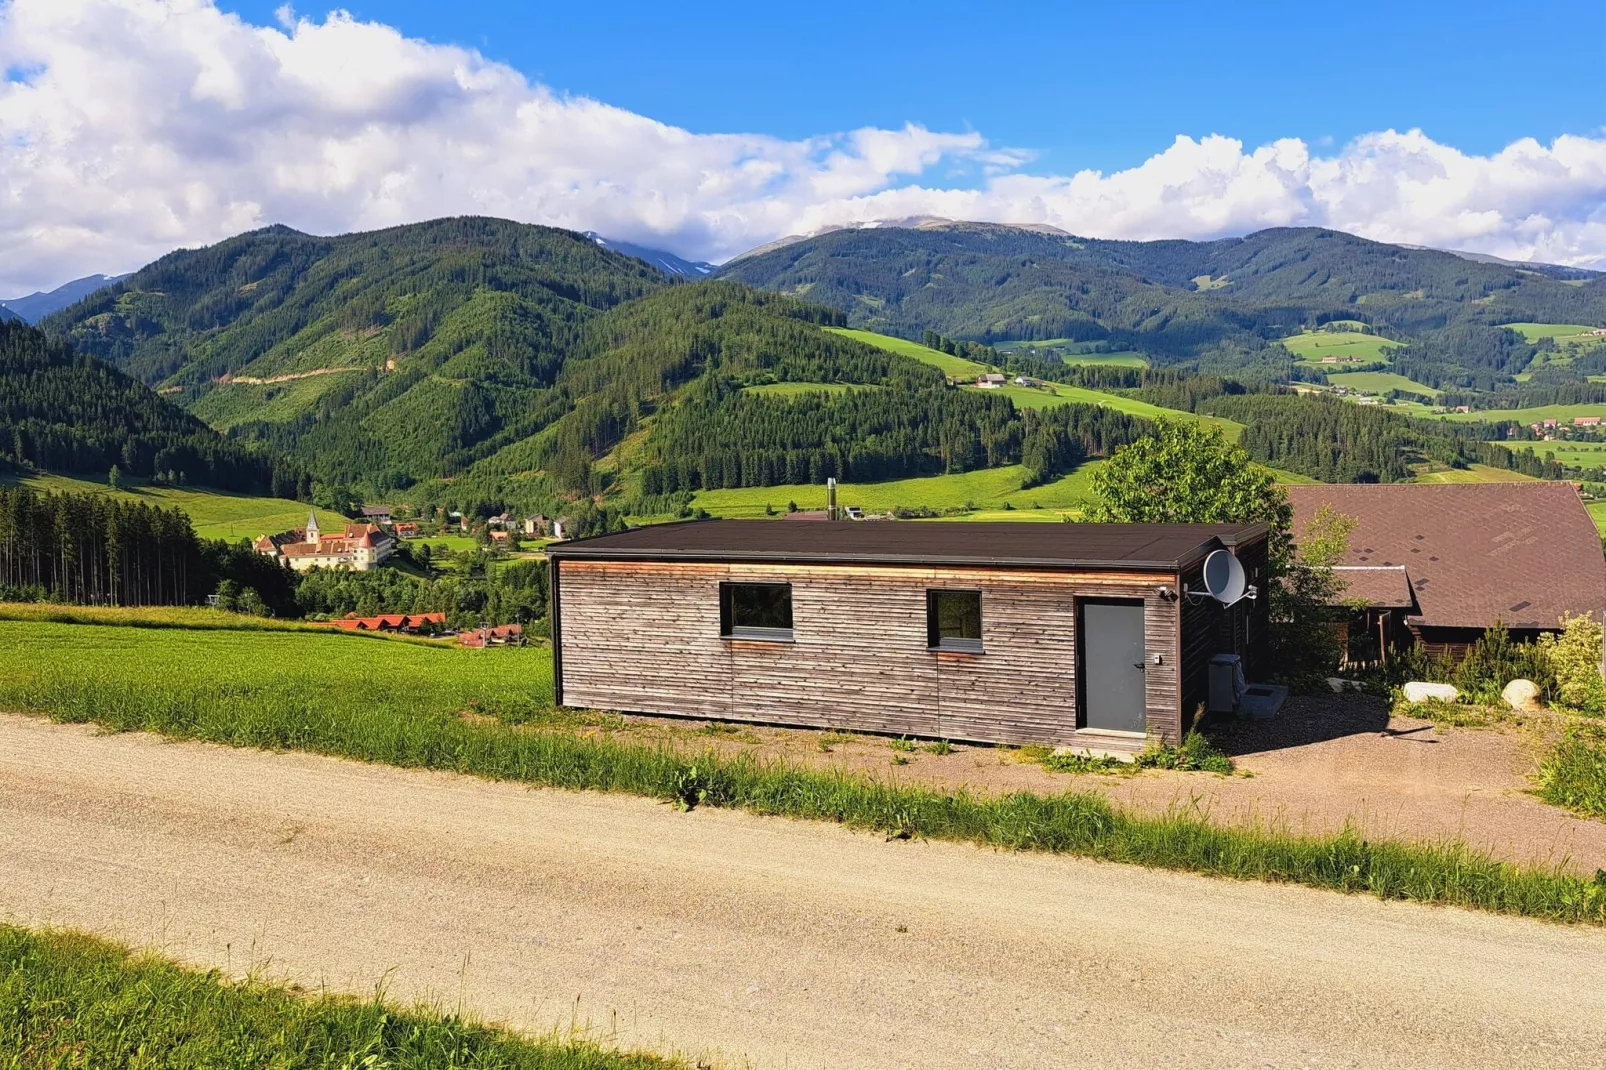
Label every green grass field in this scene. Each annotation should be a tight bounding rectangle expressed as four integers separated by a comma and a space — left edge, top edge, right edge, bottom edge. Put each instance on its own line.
691, 456, 1314, 519
0, 924, 682, 1070
1411, 464, 1540, 485
826, 327, 993, 379
691, 463, 1103, 518
1494, 440, 1606, 470
0, 616, 555, 727
1282, 329, 1401, 365
2, 472, 347, 542
964, 383, 1245, 438
1326, 371, 1440, 398
1440, 404, 1606, 425
1588, 501, 1606, 535
1501, 322, 1606, 344
992, 340, 1149, 368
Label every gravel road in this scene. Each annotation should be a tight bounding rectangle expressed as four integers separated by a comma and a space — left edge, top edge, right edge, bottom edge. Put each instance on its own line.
4, 712, 1605, 1069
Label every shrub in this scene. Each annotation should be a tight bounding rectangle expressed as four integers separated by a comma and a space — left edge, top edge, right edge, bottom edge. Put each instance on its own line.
1450, 624, 1554, 705
1537, 614, 1606, 715
1537, 729, 1606, 819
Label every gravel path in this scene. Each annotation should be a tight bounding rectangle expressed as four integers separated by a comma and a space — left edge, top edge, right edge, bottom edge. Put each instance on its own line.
4, 712, 1605, 1069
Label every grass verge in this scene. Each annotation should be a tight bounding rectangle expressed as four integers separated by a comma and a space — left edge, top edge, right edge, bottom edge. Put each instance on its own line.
8, 637, 1606, 925
0, 924, 685, 1069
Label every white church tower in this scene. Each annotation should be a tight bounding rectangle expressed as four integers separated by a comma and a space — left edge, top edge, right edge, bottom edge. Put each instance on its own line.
305, 510, 320, 544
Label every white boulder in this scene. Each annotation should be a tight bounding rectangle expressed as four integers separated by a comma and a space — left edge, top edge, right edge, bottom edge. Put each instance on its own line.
1403, 681, 1460, 704
1326, 677, 1347, 694
1501, 679, 1542, 711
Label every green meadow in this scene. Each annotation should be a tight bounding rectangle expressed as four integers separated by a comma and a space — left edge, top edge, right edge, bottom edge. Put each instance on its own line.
826, 327, 994, 379
1411, 464, 1540, 485
1588, 501, 1606, 536
1326, 371, 1440, 397
1440, 404, 1606, 425
963, 382, 1245, 438
1502, 322, 1606, 344
1494, 440, 1606, 470
1282, 329, 1401, 365
691, 463, 1103, 518
2, 472, 346, 542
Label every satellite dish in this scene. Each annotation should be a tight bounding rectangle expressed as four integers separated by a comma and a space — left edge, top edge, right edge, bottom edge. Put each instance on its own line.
1201, 549, 1247, 605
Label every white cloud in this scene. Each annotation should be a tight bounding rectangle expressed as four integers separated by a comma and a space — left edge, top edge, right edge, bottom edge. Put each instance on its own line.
2, 0, 1605, 296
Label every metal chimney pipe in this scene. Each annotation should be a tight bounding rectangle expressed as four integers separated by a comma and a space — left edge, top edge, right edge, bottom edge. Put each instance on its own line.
826, 477, 837, 520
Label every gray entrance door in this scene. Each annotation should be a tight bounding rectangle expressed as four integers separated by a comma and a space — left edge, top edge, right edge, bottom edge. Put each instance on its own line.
1080, 600, 1147, 733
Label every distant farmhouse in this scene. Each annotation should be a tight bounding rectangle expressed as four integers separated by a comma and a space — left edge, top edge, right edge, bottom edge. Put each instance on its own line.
254, 512, 394, 572
976, 373, 1007, 388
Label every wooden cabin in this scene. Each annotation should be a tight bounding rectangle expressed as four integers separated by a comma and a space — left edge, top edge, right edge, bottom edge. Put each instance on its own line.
1287, 482, 1606, 663
547, 521, 1270, 754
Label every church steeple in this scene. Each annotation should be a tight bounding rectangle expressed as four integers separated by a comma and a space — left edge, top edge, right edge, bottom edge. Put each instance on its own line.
306, 510, 320, 542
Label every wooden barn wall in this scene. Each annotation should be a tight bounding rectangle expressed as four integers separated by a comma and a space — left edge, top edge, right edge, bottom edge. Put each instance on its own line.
556, 559, 1187, 746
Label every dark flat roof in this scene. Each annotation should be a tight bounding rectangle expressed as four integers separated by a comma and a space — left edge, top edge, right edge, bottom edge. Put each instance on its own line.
549, 519, 1268, 571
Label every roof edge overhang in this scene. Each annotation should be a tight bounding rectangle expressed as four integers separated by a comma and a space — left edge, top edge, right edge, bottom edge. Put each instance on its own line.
550, 547, 1199, 572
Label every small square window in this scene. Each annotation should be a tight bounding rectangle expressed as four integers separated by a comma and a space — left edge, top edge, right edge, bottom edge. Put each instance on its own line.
928, 589, 982, 652
720, 582, 793, 641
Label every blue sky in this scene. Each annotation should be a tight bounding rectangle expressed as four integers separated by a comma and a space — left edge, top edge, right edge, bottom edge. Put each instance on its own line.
3, 0, 1605, 293
222, 0, 1606, 177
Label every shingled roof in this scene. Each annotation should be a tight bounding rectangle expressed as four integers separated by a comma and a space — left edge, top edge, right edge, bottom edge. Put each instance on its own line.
1286, 482, 1606, 630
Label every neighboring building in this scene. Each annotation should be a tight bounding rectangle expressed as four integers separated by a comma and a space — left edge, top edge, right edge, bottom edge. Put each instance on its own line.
1574, 416, 1602, 427
976, 373, 1007, 388
548, 520, 1270, 752
1286, 483, 1606, 662
393, 521, 420, 538
253, 512, 394, 572
487, 512, 513, 529
459, 623, 525, 648
360, 505, 393, 525
551, 516, 574, 540
489, 529, 510, 544
523, 514, 549, 536
330, 612, 446, 633
1013, 375, 1035, 386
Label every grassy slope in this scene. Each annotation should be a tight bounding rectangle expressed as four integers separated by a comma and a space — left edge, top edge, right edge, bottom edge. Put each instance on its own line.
742, 381, 867, 397
1588, 500, 1606, 536
3, 472, 345, 541
690, 463, 1103, 519
964, 382, 1245, 439
1502, 322, 1606, 342
690, 458, 1315, 519
1440, 404, 1606, 424
1326, 371, 1440, 398
0, 924, 682, 1069
824, 327, 993, 378
1283, 330, 1400, 364
6, 616, 1605, 925
1411, 464, 1541, 484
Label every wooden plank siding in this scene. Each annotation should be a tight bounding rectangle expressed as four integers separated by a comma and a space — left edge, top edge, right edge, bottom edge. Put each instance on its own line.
556, 559, 1192, 748
1177, 538, 1271, 732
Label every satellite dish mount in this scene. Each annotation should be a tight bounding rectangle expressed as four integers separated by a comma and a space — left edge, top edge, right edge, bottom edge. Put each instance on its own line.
1186, 548, 1250, 606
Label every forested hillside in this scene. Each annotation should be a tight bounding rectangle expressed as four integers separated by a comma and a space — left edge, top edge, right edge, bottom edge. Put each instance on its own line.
0, 322, 300, 495
717, 222, 1606, 387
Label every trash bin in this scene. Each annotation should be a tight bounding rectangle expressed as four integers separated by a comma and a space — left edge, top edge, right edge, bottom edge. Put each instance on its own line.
1208, 653, 1245, 715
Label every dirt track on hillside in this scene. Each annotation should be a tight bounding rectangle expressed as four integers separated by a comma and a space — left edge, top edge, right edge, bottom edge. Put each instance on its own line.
3, 712, 1606, 1069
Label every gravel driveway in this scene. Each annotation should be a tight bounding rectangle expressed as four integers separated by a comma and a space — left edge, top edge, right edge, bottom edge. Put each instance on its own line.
3, 712, 1605, 1069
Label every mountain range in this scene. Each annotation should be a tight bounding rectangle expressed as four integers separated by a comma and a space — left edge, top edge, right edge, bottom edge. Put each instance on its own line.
1, 273, 132, 324
9, 213, 1601, 520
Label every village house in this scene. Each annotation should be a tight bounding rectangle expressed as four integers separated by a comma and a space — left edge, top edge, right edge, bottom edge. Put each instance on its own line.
1286, 483, 1606, 663
550, 516, 575, 540
489, 529, 511, 545
392, 521, 420, 538
1574, 416, 1602, 427
330, 611, 446, 634
976, 373, 1007, 388
459, 623, 525, 648
523, 514, 549, 536
253, 512, 394, 572
360, 505, 393, 525
548, 520, 1271, 752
